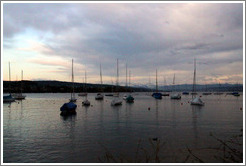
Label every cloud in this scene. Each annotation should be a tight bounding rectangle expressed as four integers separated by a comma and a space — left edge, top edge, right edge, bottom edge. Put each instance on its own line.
3, 3, 243, 84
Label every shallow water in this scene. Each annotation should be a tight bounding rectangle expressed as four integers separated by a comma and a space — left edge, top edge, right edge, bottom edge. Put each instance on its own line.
3, 92, 243, 163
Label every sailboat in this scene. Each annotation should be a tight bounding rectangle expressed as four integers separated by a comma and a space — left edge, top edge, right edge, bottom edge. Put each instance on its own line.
111, 59, 122, 106
3, 62, 15, 103
190, 58, 204, 106
152, 69, 162, 99
60, 59, 77, 116
82, 70, 90, 106
78, 70, 87, 96
95, 63, 104, 100
69, 59, 77, 102
126, 69, 134, 103
170, 74, 181, 99
12, 70, 26, 100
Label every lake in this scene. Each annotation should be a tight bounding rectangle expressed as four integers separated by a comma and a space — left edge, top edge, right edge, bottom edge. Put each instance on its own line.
3, 92, 243, 163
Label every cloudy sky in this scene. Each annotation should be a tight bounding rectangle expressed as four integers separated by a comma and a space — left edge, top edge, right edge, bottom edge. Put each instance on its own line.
2, 2, 244, 86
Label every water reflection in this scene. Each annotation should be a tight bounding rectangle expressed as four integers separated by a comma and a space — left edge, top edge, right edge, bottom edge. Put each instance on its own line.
191, 105, 203, 146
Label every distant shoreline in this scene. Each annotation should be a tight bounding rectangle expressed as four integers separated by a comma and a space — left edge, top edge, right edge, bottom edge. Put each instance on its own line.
3, 80, 243, 93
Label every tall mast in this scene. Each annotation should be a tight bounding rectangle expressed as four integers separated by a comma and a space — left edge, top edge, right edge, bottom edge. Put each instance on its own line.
192, 58, 196, 93
100, 63, 102, 85
116, 59, 119, 86
129, 70, 131, 87
9, 62, 11, 81
173, 74, 175, 92
71, 59, 74, 99
9, 62, 11, 93
126, 63, 128, 87
156, 69, 158, 92
21, 70, 23, 94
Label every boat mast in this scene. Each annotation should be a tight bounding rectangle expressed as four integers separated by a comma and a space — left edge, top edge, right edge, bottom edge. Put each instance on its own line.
21, 70, 23, 94
156, 69, 158, 93
173, 73, 175, 92
71, 59, 74, 99
116, 59, 119, 86
126, 63, 128, 87
100, 63, 103, 85
192, 58, 196, 94
9, 62, 11, 94
129, 70, 131, 92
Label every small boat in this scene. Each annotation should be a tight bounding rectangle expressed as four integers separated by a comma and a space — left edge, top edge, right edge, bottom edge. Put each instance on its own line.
152, 92, 162, 99
111, 98, 122, 106
152, 69, 162, 99
170, 74, 181, 100
126, 94, 134, 103
170, 93, 181, 99
190, 97, 204, 106
82, 99, 91, 106
233, 93, 240, 97
182, 92, 189, 95
162, 93, 170, 96
190, 92, 197, 95
12, 93, 26, 100
78, 93, 87, 96
69, 59, 77, 102
123, 95, 127, 100
190, 58, 204, 106
60, 102, 77, 116
3, 94, 15, 103
95, 64, 104, 101
95, 93, 104, 100
111, 59, 123, 106
82, 70, 91, 105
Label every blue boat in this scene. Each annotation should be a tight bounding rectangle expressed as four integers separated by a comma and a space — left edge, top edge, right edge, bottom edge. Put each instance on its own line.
126, 94, 134, 103
60, 102, 77, 116
3, 94, 15, 103
152, 92, 162, 99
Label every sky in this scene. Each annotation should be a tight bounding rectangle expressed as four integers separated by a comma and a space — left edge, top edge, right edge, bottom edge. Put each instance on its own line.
2, 2, 244, 86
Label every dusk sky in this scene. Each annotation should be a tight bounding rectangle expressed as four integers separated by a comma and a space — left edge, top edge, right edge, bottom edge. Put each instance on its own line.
2, 2, 244, 86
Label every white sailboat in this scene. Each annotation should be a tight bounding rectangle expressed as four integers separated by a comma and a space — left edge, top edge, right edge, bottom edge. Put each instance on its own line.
95, 63, 104, 100
170, 74, 181, 99
111, 59, 122, 106
69, 59, 77, 102
3, 62, 15, 102
82, 70, 90, 106
12, 70, 26, 100
190, 58, 204, 106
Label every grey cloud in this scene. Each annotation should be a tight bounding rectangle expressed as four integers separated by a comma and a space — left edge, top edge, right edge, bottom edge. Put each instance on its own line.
3, 3, 243, 83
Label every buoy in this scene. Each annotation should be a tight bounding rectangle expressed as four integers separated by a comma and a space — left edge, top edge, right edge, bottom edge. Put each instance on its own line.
240, 107, 242, 110
181, 103, 183, 105
188, 101, 189, 103
200, 96, 202, 97
148, 107, 150, 110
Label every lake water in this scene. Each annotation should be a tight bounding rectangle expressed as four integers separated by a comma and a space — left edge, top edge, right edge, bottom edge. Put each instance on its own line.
3, 92, 243, 163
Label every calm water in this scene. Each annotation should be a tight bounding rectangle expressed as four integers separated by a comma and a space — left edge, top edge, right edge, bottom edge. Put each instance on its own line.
3, 93, 243, 163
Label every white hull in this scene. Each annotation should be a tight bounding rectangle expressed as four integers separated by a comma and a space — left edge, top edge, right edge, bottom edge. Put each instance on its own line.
170, 93, 181, 99
82, 99, 90, 106
111, 99, 122, 106
190, 97, 204, 106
